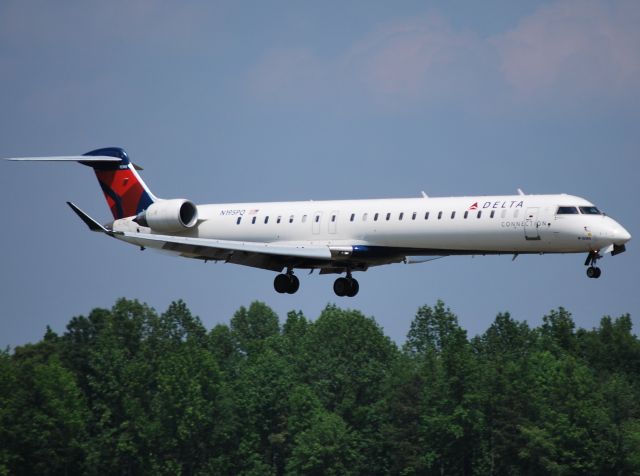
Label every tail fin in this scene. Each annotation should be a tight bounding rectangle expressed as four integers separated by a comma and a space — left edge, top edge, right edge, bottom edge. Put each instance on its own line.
82, 147, 156, 219
5, 147, 156, 219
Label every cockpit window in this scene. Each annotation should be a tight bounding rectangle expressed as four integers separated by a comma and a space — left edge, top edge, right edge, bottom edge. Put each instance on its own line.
556, 206, 579, 215
579, 206, 601, 215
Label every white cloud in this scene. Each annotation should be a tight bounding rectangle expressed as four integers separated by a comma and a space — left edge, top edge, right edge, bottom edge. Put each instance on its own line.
494, 0, 640, 99
248, 12, 485, 109
248, 1, 640, 110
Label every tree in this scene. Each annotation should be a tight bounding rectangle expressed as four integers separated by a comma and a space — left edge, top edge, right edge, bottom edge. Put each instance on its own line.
401, 301, 481, 475
230, 302, 280, 355
1, 355, 88, 475
473, 312, 536, 475
286, 411, 360, 476
299, 305, 397, 473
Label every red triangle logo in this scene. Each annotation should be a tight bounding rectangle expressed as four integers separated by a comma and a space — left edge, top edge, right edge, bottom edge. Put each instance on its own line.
469, 202, 478, 210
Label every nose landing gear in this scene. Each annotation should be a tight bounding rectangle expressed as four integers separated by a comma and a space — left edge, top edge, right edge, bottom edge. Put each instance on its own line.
584, 251, 602, 279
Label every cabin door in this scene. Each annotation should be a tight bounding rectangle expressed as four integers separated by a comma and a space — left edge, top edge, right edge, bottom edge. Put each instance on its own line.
524, 207, 541, 240
328, 211, 338, 234
313, 212, 322, 234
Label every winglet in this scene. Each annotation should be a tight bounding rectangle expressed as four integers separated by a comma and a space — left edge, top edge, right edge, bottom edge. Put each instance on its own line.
67, 202, 111, 234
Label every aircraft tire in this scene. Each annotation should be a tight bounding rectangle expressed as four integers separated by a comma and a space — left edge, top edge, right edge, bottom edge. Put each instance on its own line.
586, 266, 602, 279
333, 277, 349, 297
274, 274, 290, 293
287, 275, 300, 294
346, 278, 359, 297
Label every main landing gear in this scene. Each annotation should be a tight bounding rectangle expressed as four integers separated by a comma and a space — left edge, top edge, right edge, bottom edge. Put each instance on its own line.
274, 270, 300, 294
333, 272, 359, 297
584, 251, 602, 279
273, 269, 360, 297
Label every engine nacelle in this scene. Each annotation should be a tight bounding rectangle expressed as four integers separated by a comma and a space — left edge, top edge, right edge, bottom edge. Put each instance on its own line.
134, 199, 198, 233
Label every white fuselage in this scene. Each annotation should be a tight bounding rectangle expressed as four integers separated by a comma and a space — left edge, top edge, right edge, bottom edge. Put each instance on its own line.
113, 193, 630, 258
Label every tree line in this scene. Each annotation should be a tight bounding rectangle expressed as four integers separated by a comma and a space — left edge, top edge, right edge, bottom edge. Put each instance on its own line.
1, 299, 639, 475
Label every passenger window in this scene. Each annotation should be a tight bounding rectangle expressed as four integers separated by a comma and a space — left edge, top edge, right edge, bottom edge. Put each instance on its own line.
314, 215, 320, 223
331, 215, 336, 222
236, 217, 241, 225
412, 212, 416, 220
451, 211, 456, 219
477, 211, 482, 218
464, 211, 468, 219
277, 216, 282, 224
513, 210, 519, 218
425, 212, 430, 220
438, 211, 442, 220
399, 212, 404, 221
374, 213, 379, 221
501, 209, 507, 218
264, 216, 269, 224
289, 215, 294, 223
490, 210, 495, 218
386, 212, 391, 221
557, 206, 579, 214
363, 213, 368, 221
302, 215, 307, 223
350, 213, 355, 222
252, 217, 256, 224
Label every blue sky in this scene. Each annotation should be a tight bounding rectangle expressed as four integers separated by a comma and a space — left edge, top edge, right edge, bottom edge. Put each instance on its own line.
1, 0, 638, 348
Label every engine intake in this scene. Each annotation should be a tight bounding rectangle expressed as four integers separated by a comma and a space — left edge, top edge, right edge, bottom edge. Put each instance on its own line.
134, 199, 198, 233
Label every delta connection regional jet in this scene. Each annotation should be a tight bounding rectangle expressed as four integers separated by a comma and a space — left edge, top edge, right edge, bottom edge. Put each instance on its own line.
6, 147, 631, 297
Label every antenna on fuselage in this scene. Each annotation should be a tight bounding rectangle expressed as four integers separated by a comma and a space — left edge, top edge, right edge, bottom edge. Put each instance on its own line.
421, 191, 428, 198
517, 188, 525, 196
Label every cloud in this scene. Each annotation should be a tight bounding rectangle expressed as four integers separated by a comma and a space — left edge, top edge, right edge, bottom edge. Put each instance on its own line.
494, 0, 640, 99
248, 12, 486, 109
343, 14, 483, 103
248, 1, 640, 111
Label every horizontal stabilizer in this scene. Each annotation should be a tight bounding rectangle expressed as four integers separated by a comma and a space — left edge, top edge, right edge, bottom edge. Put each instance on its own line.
5, 156, 120, 162
67, 202, 111, 234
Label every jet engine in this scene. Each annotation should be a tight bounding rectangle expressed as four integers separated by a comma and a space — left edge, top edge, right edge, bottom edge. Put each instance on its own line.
134, 199, 198, 233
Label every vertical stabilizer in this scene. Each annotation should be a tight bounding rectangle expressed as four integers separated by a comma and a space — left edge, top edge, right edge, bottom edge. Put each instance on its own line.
82, 147, 156, 219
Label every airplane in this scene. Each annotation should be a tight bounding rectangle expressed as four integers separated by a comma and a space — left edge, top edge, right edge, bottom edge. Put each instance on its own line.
6, 147, 631, 297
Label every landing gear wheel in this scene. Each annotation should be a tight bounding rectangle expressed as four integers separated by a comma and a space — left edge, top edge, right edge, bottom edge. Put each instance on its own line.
333, 277, 359, 297
346, 279, 359, 297
274, 273, 300, 294
584, 251, 603, 279
333, 277, 349, 297
287, 275, 300, 294
274, 274, 290, 293
586, 266, 602, 279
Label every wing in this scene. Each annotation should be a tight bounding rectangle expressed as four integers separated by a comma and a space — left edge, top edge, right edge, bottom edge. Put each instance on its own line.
117, 230, 333, 272
67, 201, 331, 271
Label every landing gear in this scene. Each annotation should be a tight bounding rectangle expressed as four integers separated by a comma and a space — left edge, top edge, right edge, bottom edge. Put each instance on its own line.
274, 271, 300, 294
586, 266, 601, 279
333, 272, 359, 297
584, 251, 603, 279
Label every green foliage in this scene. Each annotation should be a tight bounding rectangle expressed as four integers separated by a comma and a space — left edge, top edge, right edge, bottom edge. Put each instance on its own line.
1, 299, 639, 475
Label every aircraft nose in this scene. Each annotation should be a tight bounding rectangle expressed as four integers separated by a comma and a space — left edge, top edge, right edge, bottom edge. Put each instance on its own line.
610, 221, 631, 244
618, 226, 632, 243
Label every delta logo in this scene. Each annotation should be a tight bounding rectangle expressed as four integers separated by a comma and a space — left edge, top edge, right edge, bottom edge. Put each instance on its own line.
469, 200, 525, 210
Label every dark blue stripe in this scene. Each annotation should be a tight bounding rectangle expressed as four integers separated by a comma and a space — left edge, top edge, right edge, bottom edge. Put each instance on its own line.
98, 180, 124, 219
